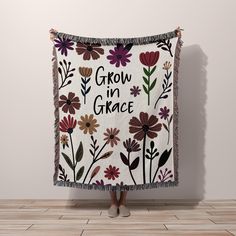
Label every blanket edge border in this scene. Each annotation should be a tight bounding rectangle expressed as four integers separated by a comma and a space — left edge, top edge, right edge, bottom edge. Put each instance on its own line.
53, 29, 179, 45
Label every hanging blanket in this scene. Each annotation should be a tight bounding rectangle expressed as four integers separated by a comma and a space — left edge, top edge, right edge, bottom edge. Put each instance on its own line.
51, 28, 183, 191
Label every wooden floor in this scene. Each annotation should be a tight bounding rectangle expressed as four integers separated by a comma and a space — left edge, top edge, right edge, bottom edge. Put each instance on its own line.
0, 199, 236, 236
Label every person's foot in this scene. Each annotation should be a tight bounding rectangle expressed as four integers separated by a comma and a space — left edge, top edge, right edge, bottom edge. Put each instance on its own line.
119, 204, 130, 217
107, 204, 119, 218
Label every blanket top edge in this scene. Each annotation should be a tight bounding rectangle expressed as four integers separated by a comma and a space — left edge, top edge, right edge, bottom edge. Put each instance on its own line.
53, 29, 178, 45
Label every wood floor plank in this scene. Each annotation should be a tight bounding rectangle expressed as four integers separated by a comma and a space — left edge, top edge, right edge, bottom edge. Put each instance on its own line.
82, 229, 232, 236
88, 219, 213, 224
0, 230, 81, 236
0, 219, 87, 224
165, 224, 236, 230
0, 224, 31, 230
0, 199, 235, 236
228, 230, 236, 236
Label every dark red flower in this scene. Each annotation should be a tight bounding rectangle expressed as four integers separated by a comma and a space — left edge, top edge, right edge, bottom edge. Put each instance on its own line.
104, 165, 120, 180
139, 51, 160, 67
129, 112, 162, 140
59, 114, 77, 134
76, 42, 104, 60
59, 92, 81, 114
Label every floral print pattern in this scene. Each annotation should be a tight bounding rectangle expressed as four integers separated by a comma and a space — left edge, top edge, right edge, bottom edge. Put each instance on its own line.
104, 165, 120, 180
78, 114, 99, 134
52, 32, 180, 189
76, 42, 104, 60
103, 128, 120, 147
107, 43, 132, 67
54, 36, 74, 56
59, 92, 81, 114
130, 86, 141, 97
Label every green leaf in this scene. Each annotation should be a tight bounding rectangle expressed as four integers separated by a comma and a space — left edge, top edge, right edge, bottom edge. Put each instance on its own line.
76, 142, 83, 163
150, 66, 156, 75
158, 148, 172, 168
149, 78, 157, 91
130, 157, 140, 170
142, 76, 149, 85
76, 166, 84, 181
61, 152, 74, 170
142, 85, 148, 94
143, 67, 150, 77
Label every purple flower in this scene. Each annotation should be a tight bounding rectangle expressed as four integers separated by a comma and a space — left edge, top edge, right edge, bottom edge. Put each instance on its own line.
54, 36, 74, 56
159, 106, 170, 120
130, 86, 141, 97
107, 44, 132, 67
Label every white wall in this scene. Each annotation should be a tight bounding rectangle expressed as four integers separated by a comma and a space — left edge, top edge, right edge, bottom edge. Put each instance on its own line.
0, 0, 236, 200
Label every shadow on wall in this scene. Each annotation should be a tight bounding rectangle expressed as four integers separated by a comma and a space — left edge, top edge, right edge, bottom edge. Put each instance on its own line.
69, 44, 208, 200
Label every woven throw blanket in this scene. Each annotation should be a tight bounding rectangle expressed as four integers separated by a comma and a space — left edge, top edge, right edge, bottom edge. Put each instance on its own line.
51, 29, 183, 191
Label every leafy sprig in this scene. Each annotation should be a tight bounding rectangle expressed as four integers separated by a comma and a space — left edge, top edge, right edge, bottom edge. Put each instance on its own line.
58, 59, 75, 90
154, 70, 172, 109
156, 39, 173, 57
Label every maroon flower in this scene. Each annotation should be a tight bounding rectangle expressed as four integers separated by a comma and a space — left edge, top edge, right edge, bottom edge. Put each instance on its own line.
139, 51, 160, 67
75, 42, 104, 60
93, 179, 112, 187
158, 106, 170, 120
107, 44, 132, 67
59, 114, 77, 134
129, 112, 162, 140
54, 36, 74, 56
103, 128, 120, 147
104, 165, 120, 180
59, 92, 81, 114
123, 138, 141, 153
93, 179, 104, 185
130, 86, 141, 97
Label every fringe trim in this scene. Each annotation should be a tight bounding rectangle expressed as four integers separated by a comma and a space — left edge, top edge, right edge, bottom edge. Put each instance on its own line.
52, 29, 179, 45
52, 45, 60, 185
54, 179, 178, 192
51, 34, 183, 191
172, 36, 183, 190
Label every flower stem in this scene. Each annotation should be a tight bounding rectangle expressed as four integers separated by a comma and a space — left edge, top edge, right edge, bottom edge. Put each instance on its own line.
167, 117, 170, 144
149, 157, 153, 183
128, 152, 136, 185
152, 166, 160, 183
148, 66, 150, 106
95, 142, 107, 161
88, 176, 92, 184
69, 133, 76, 182
84, 77, 86, 104
142, 133, 147, 184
